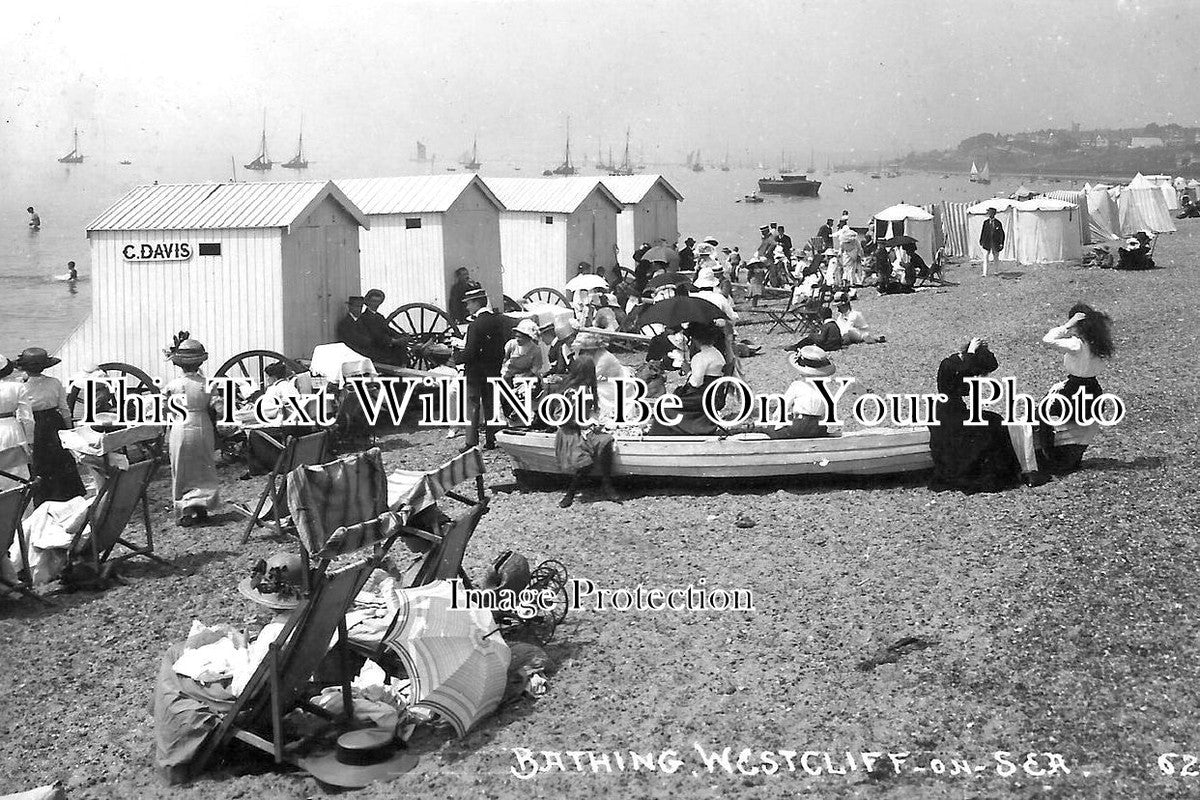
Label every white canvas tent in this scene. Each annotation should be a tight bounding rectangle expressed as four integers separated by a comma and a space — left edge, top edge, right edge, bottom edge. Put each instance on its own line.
1117, 185, 1176, 234
872, 203, 935, 263
1085, 187, 1121, 242
1012, 198, 1082, 264
1045, 190, 1094, 244
966, 198, 1018, 262
1132, 173, 1179, 211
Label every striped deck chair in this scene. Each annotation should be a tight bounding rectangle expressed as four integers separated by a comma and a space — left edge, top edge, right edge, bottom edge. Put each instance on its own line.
234, 431, 330, 544
190, 558, 376, 777
0, 473, 45, 603
68, 457, 170, 580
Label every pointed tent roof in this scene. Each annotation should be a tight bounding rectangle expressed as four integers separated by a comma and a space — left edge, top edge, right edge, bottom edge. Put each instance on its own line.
87, 180, 369, 233
337, 174, 503, 215
484, 177, 622, 214
599, 174, 684, 204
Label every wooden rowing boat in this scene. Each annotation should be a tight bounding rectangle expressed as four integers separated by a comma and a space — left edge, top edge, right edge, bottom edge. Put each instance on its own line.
496, 427, 932, 479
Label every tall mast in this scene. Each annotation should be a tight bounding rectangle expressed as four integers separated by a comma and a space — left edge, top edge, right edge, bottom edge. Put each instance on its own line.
565, 116, 572, 168
261, 110, 269, 161
623, 126, 630, 169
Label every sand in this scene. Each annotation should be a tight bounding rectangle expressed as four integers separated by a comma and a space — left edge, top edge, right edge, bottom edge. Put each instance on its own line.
1, 226, 1198, 799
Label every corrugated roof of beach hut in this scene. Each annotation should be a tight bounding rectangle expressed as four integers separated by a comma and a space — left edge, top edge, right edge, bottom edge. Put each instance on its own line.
338, 174, 504, 214
87, 180, 369, 233
484, 177, 622, 214
600, 174, 684, 204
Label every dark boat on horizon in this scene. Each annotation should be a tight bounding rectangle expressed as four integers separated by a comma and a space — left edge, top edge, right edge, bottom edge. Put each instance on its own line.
757, 173, 821, 197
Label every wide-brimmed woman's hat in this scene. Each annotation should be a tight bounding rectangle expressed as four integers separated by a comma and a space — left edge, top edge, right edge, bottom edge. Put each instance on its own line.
238, 552, 305, 610
572, 332, 606, 351
0, 356, 13, 380
513, 318, 540, 340
297, 728, 418, 788
789, 346, 836, 378
13, 347, 60, 371
166, 339, 208, 367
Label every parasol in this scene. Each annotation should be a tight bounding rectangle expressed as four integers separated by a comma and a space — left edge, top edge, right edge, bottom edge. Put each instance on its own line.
564, 274, 609, 292
637, 295, 728, 328
381, 580, 511, 737
880, 235, 918, 248
642, 244, 681, 269
645, 272, 693, 291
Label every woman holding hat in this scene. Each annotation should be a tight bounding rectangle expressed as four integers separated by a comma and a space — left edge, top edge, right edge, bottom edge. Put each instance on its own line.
163, 337, 220, 526
13, 347, 85, 504
759, 346, 836, 440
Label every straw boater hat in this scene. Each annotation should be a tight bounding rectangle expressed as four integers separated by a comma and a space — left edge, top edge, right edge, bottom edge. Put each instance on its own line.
462, 286, 488, 304
13, 347, 61, 372
513, 318, 540, 340
789, 346, 836, 378
703, 235, 719, 245
238, 552, 305, 610
693, 267, 719, 289
296, 728, 418, 788
166, 339, 208, 367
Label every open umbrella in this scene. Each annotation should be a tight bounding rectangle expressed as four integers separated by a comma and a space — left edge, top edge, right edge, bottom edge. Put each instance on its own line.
382, 580, 511, 737
645, 272, 693, 291
564, 274, 609, 293
638, 295, 728, 328
642, 244, 681, 269
881, 234, 918, 248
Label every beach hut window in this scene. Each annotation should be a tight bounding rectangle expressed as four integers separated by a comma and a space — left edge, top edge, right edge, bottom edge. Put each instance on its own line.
544, 216, 554, 225
198, 243, 221, 256
405, 218, 422, 229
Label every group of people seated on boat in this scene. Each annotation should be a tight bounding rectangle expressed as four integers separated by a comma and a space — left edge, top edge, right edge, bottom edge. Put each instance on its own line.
928, 303, 1115, 493
336, 289, 413, 367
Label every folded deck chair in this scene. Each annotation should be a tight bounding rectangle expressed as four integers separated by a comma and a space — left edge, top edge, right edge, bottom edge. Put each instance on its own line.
0, 473, 45, 603
190, 558, 376, 777
68, 457, 169, 578
234, 431, 330, 544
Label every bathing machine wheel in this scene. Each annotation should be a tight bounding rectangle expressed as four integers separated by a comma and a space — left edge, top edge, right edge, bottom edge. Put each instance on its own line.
502, 295, 524, 313
522, 287, 570, 308
385, 303, 460, 372
66, 362, 158, 423
214, 350, 307, 397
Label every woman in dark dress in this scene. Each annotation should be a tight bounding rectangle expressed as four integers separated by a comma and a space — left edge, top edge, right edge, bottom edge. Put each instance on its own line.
15, 347, 85, 504
927, 338, 1021, 493
647, 323, 726, 436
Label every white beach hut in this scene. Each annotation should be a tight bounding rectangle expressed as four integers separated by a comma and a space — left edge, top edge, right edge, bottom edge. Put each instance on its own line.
872, 203, 935, 263
1117, 185, 1177, 235
485, 177, 623, 297
599, 175, 683, 267
1133, 173, 1179, 211
338, 175, 505, 310
966, 198, 1018, 262
1012, 198, 1082, 265
54, 180, 368, 381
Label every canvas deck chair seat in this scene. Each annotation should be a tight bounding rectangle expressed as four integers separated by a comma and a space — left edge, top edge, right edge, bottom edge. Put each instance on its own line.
764, 283, 831, 335
68, 456, 169, 577
234, 431, 330, 544
0, 473, 44, 603
286, 447, 390, 565
189, 558, 376, 779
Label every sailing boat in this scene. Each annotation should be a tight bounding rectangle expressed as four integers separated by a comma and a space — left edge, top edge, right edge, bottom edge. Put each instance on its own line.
969, 162, 979, 182
870, 158, 882, 179
281, 119, 308, 170
807, 148, 815, 173
609, 127, 636, 176
595, 141, 611, 172
720, 146, 731, 172
462, 136, 482, 171
691, 149, 704, 172
547, 117, 577, 176
244, 112, 272, 171
58, 127, 84, 164
977, 162, 991, 185
412, 142, 429, 162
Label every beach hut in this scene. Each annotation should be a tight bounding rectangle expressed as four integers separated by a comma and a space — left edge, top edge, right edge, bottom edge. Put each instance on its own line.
966, 198, 1019, 262
1045, 190, 1095, 244
1012, 198, 1082, 265
1133, 173, 1179, 211
938, 200, 972, 258
1117, 185, 1176, 235
338, 175, 505, 309
54, 180, 368, 381
872, 204, 935, 263
1086, 186, 1122, 241
485, 177, 623, 297
599, 175, 683, 267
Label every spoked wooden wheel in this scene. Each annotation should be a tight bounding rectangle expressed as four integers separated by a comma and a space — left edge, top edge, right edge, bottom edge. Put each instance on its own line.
522, 287, 570, 307
615, 266, 635, 284
214, 350, 306, 396
386, 303, 460, 371
66, 362, 158, 422
502, 295, 523, 313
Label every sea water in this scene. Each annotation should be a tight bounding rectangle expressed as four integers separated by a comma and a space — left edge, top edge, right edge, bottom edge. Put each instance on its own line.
0, 153, 1065, 357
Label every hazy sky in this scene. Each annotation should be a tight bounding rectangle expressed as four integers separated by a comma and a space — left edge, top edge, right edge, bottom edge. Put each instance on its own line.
3, 0, 1198, 170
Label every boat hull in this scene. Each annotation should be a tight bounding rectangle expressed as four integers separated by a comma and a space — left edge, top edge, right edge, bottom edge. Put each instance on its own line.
757, 179, 821, 196
496, 427, 931, 479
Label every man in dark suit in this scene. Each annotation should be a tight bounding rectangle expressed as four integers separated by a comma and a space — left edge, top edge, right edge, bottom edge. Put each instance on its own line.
776, 224, 794, 258
979, 208, 1005, 277
817, 218, 834, 251
448, 267, 474, 323
361, 288, 411, 366
336, 296, 373, 355
678, 237, 696, 272
461, 287, 510, 450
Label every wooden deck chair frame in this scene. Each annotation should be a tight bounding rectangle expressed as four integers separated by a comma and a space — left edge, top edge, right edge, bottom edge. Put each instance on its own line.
71, 457, 169, 573
236, 431, 330, 544
0, 472, 47, 603
191, 558, 376, 777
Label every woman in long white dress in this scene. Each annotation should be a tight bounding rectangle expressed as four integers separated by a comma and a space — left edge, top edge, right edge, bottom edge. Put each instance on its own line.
163, 339, 220, 526
0, 356, 34, 588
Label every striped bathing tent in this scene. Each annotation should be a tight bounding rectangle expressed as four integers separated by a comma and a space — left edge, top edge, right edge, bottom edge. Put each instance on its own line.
939, 200, 972, 258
